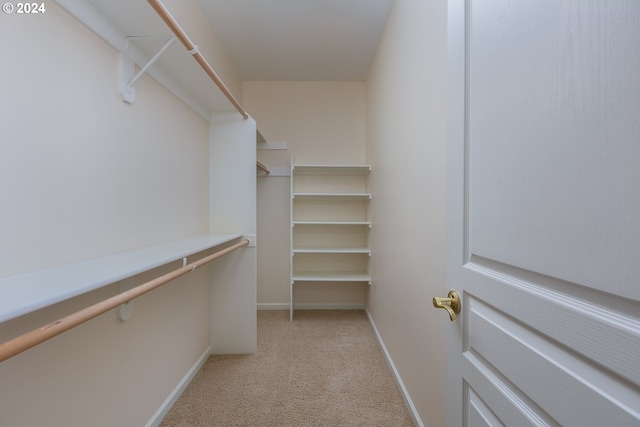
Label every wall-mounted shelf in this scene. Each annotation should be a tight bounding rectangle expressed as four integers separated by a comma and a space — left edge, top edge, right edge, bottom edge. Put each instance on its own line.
293, 220, 371, 226
292, 247, 371, 254
290, 163, 372, 320
293, 192, 371, 200
293, 165, 371, 175
56, 0, 244, 121
0, 233, 243, 323
292, 272, 371, 282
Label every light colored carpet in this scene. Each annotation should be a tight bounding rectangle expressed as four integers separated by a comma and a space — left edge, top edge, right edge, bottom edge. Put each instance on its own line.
160, 310, 415, 427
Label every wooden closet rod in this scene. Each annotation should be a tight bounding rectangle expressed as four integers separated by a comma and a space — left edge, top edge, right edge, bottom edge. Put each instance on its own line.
0, 239, 249, 363
147, 0, 249, 120
256, 160, 271, 174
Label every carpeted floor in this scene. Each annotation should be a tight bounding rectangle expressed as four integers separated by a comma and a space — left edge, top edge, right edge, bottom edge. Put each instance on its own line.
160, 310, 415, 427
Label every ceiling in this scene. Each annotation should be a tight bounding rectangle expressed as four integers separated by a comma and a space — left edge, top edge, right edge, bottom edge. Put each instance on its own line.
196, 0, 395, 81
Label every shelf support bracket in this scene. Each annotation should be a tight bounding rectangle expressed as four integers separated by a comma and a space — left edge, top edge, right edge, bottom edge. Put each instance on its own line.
119, 37, 176, 104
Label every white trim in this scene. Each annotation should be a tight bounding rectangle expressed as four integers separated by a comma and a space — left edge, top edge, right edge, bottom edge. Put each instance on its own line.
146, 346, 211, 427
365, 309, 423, 427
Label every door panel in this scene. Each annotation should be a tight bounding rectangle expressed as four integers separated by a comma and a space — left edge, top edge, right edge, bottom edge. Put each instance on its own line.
463, 354, 557, 427
467, 0, 640, 299
446, 1, 640, 426
465, 259, 640, 385
466, 386, 504, 427
467, 296, 640, 426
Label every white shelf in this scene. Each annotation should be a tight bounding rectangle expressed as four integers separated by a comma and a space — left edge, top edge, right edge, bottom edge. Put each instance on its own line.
293, 220, 371, 226
56, 0, 240, 121
290, 161, 372, 320
292, 272, 371, 283
0, 233, 243, 323
293, 192, 371, 200
292, 246, 371, 254
293, 165, 371, 175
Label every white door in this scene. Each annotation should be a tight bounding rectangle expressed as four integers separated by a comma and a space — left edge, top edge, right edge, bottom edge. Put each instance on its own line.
444, 1, 640, 426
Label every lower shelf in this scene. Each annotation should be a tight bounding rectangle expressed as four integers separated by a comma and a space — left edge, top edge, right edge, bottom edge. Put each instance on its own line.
292, 271, 371, 283
0, 233, 244, 323
292, 246, 370, 254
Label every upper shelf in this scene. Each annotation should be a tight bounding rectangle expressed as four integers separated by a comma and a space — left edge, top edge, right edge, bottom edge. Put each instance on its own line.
0, 233, 242, 323
55, 0, 243, 121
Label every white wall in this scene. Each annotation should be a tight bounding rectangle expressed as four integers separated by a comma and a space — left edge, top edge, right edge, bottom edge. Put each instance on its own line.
0, 7, 209, 277
0, 2, 243, 425
365, 1, 448, 426
245, 82, 366, 165
256, 175, 292, 306
244, 81, 368, 309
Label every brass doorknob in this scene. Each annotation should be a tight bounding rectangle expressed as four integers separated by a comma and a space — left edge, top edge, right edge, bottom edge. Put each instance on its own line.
433, 290, 461, 321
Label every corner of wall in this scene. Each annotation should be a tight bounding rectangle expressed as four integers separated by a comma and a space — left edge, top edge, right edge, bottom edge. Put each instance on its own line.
208, 113, 257, 354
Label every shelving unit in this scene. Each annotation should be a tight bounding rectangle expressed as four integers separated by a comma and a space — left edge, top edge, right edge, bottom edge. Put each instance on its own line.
290, 163, 372, 320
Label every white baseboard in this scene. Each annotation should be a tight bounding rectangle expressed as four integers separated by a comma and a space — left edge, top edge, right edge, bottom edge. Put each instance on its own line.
146, 346, 211, 427
365, 309, 423, 427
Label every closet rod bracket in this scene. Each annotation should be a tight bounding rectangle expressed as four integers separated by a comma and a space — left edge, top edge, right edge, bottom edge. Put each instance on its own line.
119, 37, 176, 104
244, 234, 257, 248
